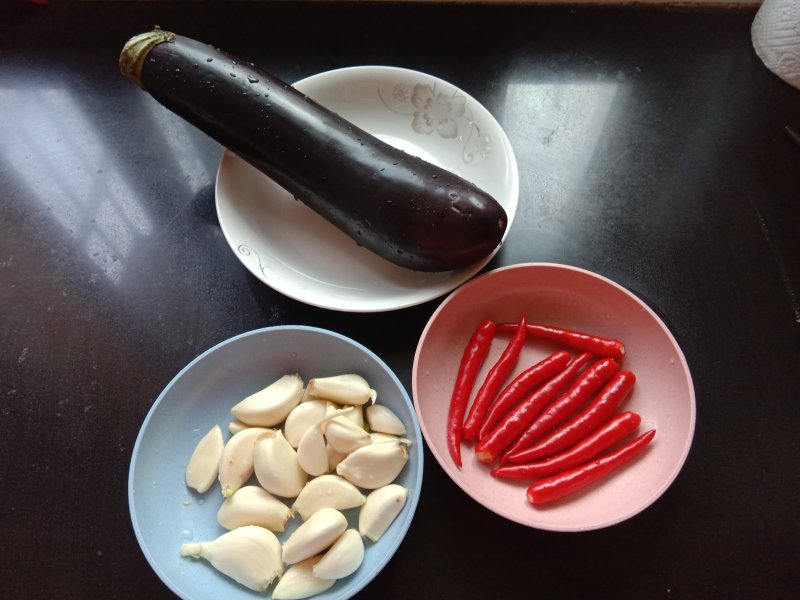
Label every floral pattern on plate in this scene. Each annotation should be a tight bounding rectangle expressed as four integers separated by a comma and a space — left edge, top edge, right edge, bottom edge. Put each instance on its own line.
378, 82, 492, 163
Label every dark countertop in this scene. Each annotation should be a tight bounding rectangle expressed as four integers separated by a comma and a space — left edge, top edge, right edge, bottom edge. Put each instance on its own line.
2, 1, 799, 598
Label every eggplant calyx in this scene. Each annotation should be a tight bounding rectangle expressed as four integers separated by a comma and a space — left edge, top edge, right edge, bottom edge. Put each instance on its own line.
118, 27, 175, 89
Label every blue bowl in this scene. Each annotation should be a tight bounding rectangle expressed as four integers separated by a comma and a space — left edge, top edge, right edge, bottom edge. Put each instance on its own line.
129, 326, 423, 599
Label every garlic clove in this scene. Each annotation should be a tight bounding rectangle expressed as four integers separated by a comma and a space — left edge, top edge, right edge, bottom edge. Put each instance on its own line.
322, 416, 370, 454
358, 484, 409, 542
365, 404, 406, 436
227, 419, 250, 435
272, 555, 336, 600
342, 404, 364, 428
296, 424, 330, 477
180, 525, 283, 592
218, 426, 271, 498
231, 373, 304, 427
185, 425, 224, 494
216, 485, 292, 532
369, 432, 398, 444
291, 474, 366, 520
335, 440, 409, 489
284, 400, 329, 448
370, 433, 413, 446
253, 429, 308, 498
281, 507, 348, 564
326, 442, 348, 472
306, 374, 377, 406
312, 529, 364, 580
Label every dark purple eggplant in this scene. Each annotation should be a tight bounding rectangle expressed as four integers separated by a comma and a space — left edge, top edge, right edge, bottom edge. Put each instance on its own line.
119, 29, 508, 272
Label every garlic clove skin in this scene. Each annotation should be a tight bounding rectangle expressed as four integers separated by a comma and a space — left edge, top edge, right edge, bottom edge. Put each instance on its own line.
185, 425, 224, 494
180, 525, 283, 592
253, 429, 308, 498
216, 485, 292, 532
312, 529, 364, 580
281, 507, 348, 564
272, 555, 336, 600
218, 426, 271, 498
283, 400, 329, 448
231, 373, 304, 427
322, 416, 370, 454
306, 374, 377, 406
358, 484, 409, 542
335, 441, 409, 489
365, 404, 406, 436
291, 474, 366, 520
296, 424, 330, 477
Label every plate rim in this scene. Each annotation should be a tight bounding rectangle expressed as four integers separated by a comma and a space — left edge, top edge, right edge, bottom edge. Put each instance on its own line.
128, 325, 425, 599
214, 64, 520, 313
412, 262, 696, 532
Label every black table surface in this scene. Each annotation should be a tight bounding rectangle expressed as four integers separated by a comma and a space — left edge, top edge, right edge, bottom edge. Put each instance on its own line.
2, 1, 799, 598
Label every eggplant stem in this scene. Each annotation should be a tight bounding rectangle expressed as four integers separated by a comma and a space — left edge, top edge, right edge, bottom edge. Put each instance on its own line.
118, 27, 175, 89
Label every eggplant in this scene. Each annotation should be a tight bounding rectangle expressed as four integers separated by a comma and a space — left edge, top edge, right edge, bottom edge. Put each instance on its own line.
119, 29, 508, 272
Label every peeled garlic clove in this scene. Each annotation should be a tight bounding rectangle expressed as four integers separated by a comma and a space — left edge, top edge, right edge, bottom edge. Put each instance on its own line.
296, 424, 330, 477
326, 443, 347, 472
218, 426, 271, 498
231, 373, 304, 427
359, 484, 409, 542
343, 405, 364, 428
281, 507, 348, 564
227, 419, 250, 435
253, 429, 308, 498
365, 404, 406, 436
313, 529, 364, 580
284, 400, 329, 448
323, 416, 370, 454
369, 432, 398, 444
180, 525, 283, 592
185, 425, 224, 494
336, 441, 409, 489
370, 433, 413, 446
291, 474, 366, 520
272, 555, 335, 600
294, 406, 355, 476
306, 374, 377, 406
217, 485, 292, 532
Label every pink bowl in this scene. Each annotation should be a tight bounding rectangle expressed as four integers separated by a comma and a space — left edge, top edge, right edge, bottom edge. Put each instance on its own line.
412, 263, 695, 531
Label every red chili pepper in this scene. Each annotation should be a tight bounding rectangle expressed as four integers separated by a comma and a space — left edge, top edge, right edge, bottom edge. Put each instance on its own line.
496, 322, 625, 360
526, 429, 656, 505
501, 357, 620, 459
474, 352, 593, 464
506, 370, 636, 464
446, 319, 496, 468
477, 351, 572, 440
461, 316, 527, 443
491, 411, 641, 480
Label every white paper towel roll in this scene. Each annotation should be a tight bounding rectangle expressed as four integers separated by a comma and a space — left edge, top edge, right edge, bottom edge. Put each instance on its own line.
752, 0, 800, 90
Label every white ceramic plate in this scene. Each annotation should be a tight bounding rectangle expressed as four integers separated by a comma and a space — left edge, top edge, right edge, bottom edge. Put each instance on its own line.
215, 66, 519, 312
413, 264, 696, 531
130, 326, 423, 599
